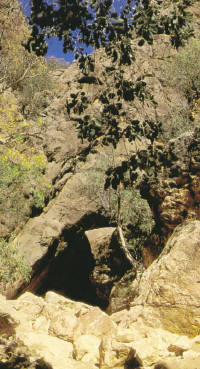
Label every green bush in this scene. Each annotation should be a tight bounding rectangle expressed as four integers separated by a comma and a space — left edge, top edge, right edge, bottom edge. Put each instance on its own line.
17, 61, 53, 118
161, 38, 200, 140
0, 0, 54, 118
76, 151, 154, 260
165, 38, 200, 102
160, 107, 194, 141
0, 236, 31, 285
0, 92, 49, 237
0, 150, 48, 235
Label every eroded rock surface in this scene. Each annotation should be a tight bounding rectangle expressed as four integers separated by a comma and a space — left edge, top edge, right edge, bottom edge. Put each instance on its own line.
141, 129, 200, 266
85, 227, 133, 308
1, 221, 200, 368
111, 220, 200, 337
0, 289, 199, 368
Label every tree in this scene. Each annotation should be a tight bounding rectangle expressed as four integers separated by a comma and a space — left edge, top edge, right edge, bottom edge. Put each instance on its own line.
28, 0, 193, 53
27, 0, 194, 193
26, 0, 134, 54
16, 0, 194, 263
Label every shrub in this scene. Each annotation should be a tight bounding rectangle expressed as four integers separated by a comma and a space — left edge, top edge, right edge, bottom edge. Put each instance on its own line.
162, 38, 200, 139
0, 0, 32, 91
165, 38, 200, 102
0, 0, 54, 118
0, 149, 48, 234
76, 151, 154, 260
17, 59, 53, 118
0, 236, 31, 286
0, 93, 49, 235
160, 107, 194, 141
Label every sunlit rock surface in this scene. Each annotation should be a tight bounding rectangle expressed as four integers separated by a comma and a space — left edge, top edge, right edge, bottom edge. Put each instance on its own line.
2, 220, 200, 369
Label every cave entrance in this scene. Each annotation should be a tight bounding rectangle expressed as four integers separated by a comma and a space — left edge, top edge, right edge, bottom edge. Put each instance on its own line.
26, 213, 111, 310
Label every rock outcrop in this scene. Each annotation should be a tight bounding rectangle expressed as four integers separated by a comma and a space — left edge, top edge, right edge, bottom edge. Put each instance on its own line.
1, 220, 200, 368
110, 220, 200, 337
141, 129, 200, 265
85, 227, 133, 308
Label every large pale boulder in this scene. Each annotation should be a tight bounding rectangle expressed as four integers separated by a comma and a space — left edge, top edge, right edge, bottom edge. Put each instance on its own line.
0, 291, 99, 369
43, 291, 90, 341
17, 332, 74, 369
99, 335, 141, 369
154, 356, 200, 369
100, 323, 194, 369
112, 220, 200, 336
7, 290, 116, 367
73, 334, 101, 364
0, 294, 19, 338
73, 305, 117, 339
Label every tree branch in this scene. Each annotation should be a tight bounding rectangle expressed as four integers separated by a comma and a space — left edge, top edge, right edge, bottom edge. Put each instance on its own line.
117, 225, 137, 269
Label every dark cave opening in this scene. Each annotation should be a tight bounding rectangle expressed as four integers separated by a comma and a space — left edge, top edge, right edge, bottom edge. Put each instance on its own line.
25, 213, 112, 310
37, 232, 106, 307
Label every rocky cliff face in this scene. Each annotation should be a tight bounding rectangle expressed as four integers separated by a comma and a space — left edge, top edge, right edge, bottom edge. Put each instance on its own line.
11, 45, 200, 304
1, 0, 200, 366
140, 128, 200, 265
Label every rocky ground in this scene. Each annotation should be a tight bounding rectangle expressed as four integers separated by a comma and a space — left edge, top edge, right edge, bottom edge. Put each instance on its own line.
1, 220, 200, 368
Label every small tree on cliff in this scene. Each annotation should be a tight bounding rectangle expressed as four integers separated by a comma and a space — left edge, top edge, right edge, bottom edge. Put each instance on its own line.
27, 0, 194, 191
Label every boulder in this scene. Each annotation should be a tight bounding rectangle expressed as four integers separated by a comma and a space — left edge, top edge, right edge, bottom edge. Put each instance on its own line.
0, 291, 107, 368
73, 305, 117, 339
107, 269, 139, 314
10, 170, 100, 299
73, 334, 101, 364
1, 288, 200, 369
43, 291, 90, 341
85, 227, 132, 307
111, 220, 200, 336
0, 294, 19, 338
99, 335, 141, 369
17, 332, 74, 369
154, 356, 200, 369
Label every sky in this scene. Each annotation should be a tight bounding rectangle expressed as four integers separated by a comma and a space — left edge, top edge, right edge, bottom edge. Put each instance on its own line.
19, 0, 127, 64
19, 0, 75, 63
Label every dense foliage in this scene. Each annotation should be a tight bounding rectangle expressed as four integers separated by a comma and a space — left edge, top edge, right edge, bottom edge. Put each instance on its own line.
0, 236, 31, 285
62, 0, 194, 194
28, 0, 193, 53
26, 0, 196, 260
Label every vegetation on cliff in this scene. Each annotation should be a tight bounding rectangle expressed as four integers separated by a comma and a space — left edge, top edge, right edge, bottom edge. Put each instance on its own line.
0, 0, 54, 285
1, 0, 200, 287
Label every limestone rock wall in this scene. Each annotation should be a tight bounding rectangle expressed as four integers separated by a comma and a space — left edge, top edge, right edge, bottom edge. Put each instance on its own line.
110, 220, 200, 337
141, 129, 200, 265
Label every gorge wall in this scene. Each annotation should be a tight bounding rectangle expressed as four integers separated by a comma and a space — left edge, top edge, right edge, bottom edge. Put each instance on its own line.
1, 1, 200, 367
